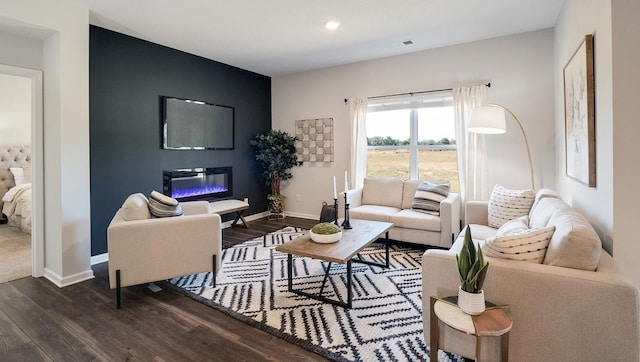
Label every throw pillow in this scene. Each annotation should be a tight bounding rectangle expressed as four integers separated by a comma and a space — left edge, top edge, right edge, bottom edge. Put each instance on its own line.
150, 190, 179, 206
487, 185, 535, 229
9, 167, 24, 185
121, 193, 151, 221
148, 190, 183, 217
495, 215, 529, 236
482, 225, 555, 263
411, 180, 450, 215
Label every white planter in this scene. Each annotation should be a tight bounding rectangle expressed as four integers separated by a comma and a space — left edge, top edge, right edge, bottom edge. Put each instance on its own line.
458, 286, 485, 315
309, 230, 342, 243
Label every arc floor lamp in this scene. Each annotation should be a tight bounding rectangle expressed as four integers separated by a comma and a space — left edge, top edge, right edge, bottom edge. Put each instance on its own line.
468, 104, 535, 190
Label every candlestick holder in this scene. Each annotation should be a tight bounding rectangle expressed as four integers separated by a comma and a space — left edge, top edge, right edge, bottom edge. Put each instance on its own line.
333, 198, 339, 226
342, 192, 352, 229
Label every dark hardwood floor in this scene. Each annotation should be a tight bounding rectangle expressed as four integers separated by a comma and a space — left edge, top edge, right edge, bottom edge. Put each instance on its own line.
0, 216, 326, 361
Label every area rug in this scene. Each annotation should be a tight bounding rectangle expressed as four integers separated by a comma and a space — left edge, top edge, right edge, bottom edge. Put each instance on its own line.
167, 227, 468, 362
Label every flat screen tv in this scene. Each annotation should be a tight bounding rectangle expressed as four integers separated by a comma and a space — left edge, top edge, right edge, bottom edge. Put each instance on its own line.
161, 96, 235, 150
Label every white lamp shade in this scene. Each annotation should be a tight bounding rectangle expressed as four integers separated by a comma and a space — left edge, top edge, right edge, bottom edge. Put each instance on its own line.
468, 106, 507, 134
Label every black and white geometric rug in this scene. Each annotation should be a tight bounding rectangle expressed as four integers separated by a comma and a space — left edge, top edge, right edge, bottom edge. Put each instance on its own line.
167, 227, 467, 362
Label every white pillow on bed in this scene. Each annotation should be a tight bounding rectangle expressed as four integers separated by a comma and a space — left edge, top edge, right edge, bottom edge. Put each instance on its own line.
10, 167, 25, 185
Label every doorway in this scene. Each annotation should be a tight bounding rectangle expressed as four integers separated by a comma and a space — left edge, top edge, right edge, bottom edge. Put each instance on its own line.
0, 64, 44, 280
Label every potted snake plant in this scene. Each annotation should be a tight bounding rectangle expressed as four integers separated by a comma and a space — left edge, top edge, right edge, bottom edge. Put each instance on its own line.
456, 226, 489, 315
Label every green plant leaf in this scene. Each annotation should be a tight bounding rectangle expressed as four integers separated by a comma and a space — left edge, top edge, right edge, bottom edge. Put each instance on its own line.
456, 226, 489, 293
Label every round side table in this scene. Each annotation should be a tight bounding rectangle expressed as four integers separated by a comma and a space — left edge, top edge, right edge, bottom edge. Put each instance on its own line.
430, 296, 513, 362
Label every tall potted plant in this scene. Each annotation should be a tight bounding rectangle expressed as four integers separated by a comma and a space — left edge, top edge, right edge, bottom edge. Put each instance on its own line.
456, 227, 489, 315
250, 130, 303, 215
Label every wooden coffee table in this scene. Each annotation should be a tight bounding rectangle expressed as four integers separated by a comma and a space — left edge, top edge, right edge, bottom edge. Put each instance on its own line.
275, 219, 393, 308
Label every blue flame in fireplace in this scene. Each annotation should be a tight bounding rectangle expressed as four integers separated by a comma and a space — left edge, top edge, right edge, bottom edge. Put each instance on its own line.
171, 185, 228, 199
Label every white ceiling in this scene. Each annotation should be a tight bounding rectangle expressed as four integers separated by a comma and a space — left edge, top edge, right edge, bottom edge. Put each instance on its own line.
70, 0, 563, 77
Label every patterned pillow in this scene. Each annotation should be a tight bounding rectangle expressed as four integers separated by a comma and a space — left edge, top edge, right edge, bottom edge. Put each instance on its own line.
487, 185, 535, 229
482, 225, 555, 263
411, 180, 450, 215
148, 190, 183, 217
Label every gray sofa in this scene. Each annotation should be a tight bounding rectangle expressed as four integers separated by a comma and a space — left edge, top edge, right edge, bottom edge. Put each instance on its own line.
341, 177, 460, 247
422, 189, 639, 361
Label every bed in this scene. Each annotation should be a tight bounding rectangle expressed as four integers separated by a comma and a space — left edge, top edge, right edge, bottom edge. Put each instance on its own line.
0, 146, 32, 233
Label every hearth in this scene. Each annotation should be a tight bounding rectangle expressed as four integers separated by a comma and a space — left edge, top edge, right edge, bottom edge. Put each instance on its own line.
163, 167, 232, 202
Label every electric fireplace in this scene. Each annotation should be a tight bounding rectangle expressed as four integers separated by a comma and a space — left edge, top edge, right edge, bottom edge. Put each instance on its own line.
163, 167, 232, 202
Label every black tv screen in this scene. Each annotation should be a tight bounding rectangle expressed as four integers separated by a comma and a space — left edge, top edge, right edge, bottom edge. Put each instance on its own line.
161, 96, 234, 150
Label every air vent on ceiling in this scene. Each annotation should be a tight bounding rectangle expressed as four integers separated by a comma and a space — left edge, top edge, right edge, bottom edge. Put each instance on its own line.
402, 40, 414, 46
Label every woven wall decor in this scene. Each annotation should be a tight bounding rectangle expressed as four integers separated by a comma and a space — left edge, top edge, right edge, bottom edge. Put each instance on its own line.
295, 118, 334, 162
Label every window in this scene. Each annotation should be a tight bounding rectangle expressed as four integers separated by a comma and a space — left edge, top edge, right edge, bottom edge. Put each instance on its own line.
365, 92, 459, 192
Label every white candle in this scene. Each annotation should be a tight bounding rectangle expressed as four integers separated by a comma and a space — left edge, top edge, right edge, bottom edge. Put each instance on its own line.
333, 176, 337, 199
344, 171, 348, 192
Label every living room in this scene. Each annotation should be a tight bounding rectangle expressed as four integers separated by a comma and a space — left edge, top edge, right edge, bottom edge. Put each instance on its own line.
1, 0, 640, 360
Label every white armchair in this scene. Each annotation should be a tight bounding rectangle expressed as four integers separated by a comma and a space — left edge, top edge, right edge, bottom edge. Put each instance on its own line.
107, 194, 222, 308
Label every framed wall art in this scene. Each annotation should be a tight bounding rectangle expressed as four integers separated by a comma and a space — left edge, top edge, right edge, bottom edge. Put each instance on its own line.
295, 118, 334, 163
563, 34, 595, 187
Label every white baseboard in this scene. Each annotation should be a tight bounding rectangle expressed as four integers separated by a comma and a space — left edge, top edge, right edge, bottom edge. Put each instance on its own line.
43, 267, 95, 288
283, 211, 318, 220
221, 210, 270, 228
91, 253, 109, 265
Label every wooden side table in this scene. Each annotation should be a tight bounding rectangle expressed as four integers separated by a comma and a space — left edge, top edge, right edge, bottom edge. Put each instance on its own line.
430, 296, 512, 362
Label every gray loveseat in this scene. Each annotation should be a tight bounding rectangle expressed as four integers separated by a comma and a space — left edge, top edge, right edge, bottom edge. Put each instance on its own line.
341, 177, 460, 247
422, 188, 639, 361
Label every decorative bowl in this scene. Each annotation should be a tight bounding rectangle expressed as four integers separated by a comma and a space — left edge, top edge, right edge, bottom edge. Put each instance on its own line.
309, 230, 342, 243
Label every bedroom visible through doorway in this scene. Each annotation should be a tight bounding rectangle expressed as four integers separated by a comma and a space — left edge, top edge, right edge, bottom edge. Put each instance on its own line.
0, 73, 32, 282
0, 64, 44, 282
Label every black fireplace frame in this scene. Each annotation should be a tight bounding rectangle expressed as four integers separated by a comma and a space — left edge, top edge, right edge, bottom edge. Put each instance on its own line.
163, 167, 233, 202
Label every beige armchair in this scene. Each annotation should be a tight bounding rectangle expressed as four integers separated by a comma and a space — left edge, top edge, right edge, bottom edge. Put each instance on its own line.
107, 194, 222, 308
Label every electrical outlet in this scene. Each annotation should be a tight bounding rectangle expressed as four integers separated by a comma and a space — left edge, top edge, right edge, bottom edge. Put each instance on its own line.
243, 197, 249, 204
295, 194, 301, 202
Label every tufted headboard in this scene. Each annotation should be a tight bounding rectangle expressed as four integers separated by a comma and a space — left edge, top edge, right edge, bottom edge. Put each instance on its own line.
0, 146, 32, 210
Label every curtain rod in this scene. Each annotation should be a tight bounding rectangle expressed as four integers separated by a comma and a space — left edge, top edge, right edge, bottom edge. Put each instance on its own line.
344, 82, 491, 103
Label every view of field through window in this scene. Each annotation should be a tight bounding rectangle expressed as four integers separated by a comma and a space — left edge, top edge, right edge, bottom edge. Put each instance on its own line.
367, 149, 460, 193
366, 99, 460, 192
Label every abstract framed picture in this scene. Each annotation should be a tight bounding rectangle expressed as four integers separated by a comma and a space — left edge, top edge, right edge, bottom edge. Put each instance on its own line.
295, 118, 334, 163
563, 34, 595, 187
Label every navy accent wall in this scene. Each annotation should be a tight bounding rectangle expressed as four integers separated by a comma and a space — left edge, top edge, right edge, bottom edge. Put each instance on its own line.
89, 26, 271, 256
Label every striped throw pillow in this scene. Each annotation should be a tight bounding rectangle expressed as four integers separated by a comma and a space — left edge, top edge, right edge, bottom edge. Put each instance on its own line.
411, 180, 450, 215
487, 185, 535, 229
482, 225, 555, 263
148, 190, 183, 217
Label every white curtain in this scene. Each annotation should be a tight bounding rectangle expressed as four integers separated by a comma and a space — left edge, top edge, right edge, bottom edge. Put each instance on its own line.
348, 98, 368, 189
453, 85, 487, 206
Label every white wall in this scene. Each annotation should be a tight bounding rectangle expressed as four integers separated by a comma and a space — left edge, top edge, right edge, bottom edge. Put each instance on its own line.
555, 0, 640, 288
611, 0, 640, 288
1, 0, 93, 286
273, 29, 556, 218
0, 73, 31, 145
0, 32, 43, 70
554, 1, 614, 250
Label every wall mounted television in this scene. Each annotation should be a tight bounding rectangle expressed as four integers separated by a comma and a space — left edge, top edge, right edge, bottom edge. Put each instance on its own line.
161, 96, 235, 150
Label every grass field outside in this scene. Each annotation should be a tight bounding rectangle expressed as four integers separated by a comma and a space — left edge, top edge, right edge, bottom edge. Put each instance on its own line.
367, 148, 460, 193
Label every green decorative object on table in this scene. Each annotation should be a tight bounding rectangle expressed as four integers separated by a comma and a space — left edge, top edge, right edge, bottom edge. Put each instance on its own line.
310, 222, 342, 243
456, 227, 489, 314
311, 222, 341, 234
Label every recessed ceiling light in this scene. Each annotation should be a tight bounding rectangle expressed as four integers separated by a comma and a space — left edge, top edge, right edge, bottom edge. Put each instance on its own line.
325, 21, 340, 31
